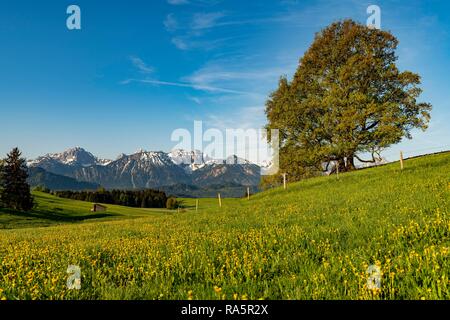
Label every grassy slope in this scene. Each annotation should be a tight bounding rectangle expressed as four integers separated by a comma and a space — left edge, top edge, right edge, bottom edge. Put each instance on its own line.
0, 192, 172, 229
0, 152, 448, 300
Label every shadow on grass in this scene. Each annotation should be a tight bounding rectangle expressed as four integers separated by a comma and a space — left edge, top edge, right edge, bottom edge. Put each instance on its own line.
177, 200, 194, 209
0, 207, 120, 223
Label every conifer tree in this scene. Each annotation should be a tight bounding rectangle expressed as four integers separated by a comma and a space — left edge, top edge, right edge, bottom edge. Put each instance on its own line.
0, 148, 34, 211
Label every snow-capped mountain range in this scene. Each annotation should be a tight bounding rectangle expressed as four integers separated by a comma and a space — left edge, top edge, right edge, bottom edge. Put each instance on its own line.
28, 147, 112, 167
28, 147, 260, 190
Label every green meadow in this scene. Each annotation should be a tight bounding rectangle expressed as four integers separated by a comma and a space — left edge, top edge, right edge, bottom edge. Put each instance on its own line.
0, 152, 448, 300
0, 191, 171, 229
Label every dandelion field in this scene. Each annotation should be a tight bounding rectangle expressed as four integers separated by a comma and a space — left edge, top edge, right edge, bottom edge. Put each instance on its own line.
0, 153, 449, 300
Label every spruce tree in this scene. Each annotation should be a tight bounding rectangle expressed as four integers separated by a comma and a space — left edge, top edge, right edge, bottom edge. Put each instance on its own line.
0, 159, 4, 207
0, 148, 34, 211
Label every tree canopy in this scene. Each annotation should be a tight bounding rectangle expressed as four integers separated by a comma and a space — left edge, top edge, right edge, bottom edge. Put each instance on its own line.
53, 189, 168, 209
265, 19, 431, 180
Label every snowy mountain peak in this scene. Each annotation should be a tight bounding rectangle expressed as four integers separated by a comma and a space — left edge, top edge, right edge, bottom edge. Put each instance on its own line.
169, 149, 212, 166
135, 148, 146, 154
225, 155, 251, 165
27, 147, 261, 191
123, 150, 175, 167
28, 147, 112, 167
116, 153, 127, 160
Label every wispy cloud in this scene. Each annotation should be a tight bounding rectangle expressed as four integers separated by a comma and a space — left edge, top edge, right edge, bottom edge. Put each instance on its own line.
122, 54, 281, 97
205, 105, 266, 130
171, 37, 189, 50
122, 79, 251, 95
171, 36, 234, 51
129, 56, 154, 74
167, 0, 189, 5
168, 0, 224, 6
188, 96, 202, 105
163, 9, 304, 52
163, 13, 179, 32
191, 12, 226, 30
165, 11, 230, 51
182, 59, 295, 97
185, 66, 285, 86
163, 9, 230, 51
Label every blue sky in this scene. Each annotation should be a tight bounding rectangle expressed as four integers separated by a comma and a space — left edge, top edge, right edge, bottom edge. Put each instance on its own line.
0, 0, 449, 162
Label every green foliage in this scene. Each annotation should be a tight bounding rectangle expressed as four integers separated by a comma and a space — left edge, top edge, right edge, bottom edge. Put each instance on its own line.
266, 20, 432, 180
33, 185, 51, 193
54, 189, 168, 209
166, 197, 179, 210
0, 159, 4, 208
0, 191, 173, 229
0, 148, 34, 211
0, 152, 448, 299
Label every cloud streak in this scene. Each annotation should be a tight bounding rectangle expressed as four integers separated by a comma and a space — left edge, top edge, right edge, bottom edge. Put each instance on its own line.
129, 56, 154, 74
205, 105, 267, 130
191, 12, 226, 30
122, 79, 252, 95
181, 59, 296, 97
167, 0, 189, 5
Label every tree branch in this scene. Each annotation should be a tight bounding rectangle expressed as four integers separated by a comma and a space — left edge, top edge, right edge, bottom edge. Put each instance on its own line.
354, 154, 376, 163
364, 120, 379, 131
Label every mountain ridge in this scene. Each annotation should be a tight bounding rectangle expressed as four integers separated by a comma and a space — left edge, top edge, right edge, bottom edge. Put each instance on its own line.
28, 147, 261, 191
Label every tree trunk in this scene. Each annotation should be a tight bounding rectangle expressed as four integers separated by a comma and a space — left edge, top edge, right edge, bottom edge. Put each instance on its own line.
345, 155, 356, 171
330, 156, 355, 174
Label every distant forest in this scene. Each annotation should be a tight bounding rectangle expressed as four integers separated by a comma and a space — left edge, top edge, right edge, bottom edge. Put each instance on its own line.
53, 189, 168, 209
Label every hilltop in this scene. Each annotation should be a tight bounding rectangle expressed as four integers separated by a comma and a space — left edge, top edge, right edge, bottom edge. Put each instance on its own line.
0, 191, 171, 229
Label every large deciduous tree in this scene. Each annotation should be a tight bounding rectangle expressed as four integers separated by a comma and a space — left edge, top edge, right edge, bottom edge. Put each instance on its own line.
265, 19, 431, 179
0, 148, 34, 211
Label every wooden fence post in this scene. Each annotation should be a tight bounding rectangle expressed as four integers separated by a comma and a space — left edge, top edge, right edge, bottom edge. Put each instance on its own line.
196, 199, 199, 212
282, 173, 287, 190
400, 151, 404, 170
218, 193, 222, 208
247, 187, 250, 200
